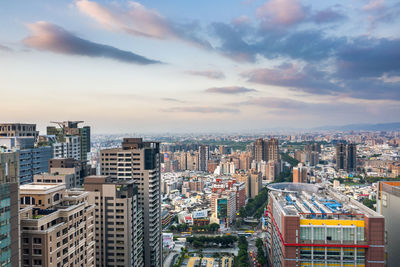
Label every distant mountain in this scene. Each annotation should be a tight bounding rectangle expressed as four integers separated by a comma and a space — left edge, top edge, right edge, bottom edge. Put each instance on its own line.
315, 122, 400, 131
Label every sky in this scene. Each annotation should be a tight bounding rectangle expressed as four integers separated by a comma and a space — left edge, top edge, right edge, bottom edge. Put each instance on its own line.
1, 0, 400, 133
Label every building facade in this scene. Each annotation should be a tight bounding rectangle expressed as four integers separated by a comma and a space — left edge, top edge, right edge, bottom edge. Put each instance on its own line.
0, 123, 38, 141
84, 176, 144, 267
19, 146, 52, 184
377, 181, 400, 267
19, 183, 95, 267
0, 152, 20, 267
100, 138, 162, 267
198, 145, 209, 172
265, 183, 385, 267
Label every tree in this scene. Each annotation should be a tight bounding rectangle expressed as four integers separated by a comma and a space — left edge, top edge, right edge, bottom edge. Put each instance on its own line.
239, 207, 247, 218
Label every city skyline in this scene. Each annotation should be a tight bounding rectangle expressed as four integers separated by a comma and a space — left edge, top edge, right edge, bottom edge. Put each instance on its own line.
1, 0, 400, 132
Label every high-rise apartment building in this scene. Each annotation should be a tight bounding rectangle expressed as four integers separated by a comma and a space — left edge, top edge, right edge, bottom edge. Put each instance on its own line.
254, 138, 265, 162
254, 138, 279, 163
210, 190, 236, 227
336, 143, 346, 170
18, 146, 52, 184
265, 183, 385, 267
248, 169, 262, 199
0, 136, 52, 184
0, 123, 39, 141
293, 163, 308, 183
198, 145, 209, 172
346, 143, 357, 172
100, 138, 162, 267
266, 138, 279, 161
84, 176, 144, 267
0, 152, 20, 267
52, 135, 81, 161
336, 143, 357, 172
19, 183, 95, 267
233, 171, 250, 198
47, 121, 91, 161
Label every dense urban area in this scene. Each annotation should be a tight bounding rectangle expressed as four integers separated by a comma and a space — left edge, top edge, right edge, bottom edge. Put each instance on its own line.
1, 122, 399, 266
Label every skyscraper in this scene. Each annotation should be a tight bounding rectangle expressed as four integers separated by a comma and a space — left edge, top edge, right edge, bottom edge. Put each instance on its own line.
198, 145, 209, 172
336, 143, 346, 170
100, 138, 162, 267
266, 138, 279, 161
346, 143, 357, 172
84, 176, 144, 267
336, 143, 357, 172
0, 152, 20, 267
254, 138, 279, 162
248, 169, 262, 199
254, 138, 265, 162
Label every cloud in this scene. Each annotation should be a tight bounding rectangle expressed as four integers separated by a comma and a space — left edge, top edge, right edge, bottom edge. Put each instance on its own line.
312, 8, 346, 24
186, 70, 225, 80
363, 0, 385, 11
163, 106, 239, 113
243, 60, 400, 100
232, 16, 251, 26
336, 37, 400, 79
238, 97, 307, 109
0, 44, 12, 52
205, 86, 257, 94
76, 0, 210, 48
212, 22, 346, 62
23, 21, 160, 64
161, 97, 186, 103
257, 0, 307, 27
242, 63, 337, 94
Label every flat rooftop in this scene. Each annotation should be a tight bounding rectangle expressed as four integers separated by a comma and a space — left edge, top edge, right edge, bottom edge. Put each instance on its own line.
268, 183, 380, 220
20, 183, 65, 193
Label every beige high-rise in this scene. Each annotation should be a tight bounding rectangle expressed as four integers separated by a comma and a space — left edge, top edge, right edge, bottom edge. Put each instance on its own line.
84, 176, 144, 267
19, 183, 95, 267
100, 138, 162, 267
248, 170, 262, 199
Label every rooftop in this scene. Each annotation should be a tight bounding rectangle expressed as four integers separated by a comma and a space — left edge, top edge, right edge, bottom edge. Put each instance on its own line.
267, 183, 381, 220
20, 183, 65, 193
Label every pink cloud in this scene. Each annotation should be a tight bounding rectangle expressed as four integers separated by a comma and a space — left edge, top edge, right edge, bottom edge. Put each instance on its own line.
363, 0, 385, 11
257, 0, 307, 27
76, 0, 210, 48
76, 0, 173, 39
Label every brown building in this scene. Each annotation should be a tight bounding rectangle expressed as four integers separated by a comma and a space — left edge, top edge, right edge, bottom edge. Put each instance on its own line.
100, 138, 162, 267
254, 138, 265, 162
265, 183, 385, 267
84, 176, 144, 267
0, 123, 38, 141
239, 152, 252, 171
19, 183, 95, 267
248, 169, 262, 199
0, 152, 20, 267
207, 159, 219, 173
293, 163, 308, 183
266, 138, 279, 161
49, 158, 85, 185
232, 171, 250, 198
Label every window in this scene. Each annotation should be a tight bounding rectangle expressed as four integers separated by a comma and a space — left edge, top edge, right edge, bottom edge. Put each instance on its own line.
33, 238, 42, 244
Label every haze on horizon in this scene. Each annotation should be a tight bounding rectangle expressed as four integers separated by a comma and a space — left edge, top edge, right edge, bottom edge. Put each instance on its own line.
1, 0, 400, 133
